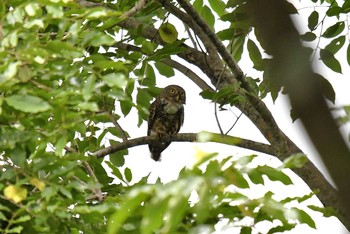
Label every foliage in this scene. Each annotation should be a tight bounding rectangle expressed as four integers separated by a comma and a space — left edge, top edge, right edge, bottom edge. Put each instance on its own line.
0, 0, 347, 233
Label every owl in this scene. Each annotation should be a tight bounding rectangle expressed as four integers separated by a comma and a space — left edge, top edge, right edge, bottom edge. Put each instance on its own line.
147, 85, 186, 161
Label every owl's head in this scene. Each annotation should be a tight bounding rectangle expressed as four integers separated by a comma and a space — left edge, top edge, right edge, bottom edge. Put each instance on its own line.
161, 85, 186, 104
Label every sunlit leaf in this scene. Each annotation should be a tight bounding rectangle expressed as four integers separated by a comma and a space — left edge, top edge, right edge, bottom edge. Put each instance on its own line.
208, 0, 226, 17
5, 95, 51, 113
4, 185, 27, 203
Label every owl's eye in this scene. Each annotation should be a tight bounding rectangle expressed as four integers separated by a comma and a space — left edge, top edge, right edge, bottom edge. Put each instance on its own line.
169, 88, 176, 94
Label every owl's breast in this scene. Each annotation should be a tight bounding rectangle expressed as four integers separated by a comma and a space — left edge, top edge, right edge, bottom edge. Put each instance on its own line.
163, 102, 182, 114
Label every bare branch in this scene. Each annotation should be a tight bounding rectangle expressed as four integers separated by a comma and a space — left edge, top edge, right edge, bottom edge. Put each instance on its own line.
108, 111, 128, 141
175, 0, 244, 82
93, 132, 275, 158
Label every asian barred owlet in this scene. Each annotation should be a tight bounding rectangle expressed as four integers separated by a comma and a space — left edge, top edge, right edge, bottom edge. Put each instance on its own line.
147, 85, 186, 161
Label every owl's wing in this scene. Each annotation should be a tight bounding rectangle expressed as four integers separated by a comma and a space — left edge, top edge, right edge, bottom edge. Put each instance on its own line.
147, 99, 158, 136
179, 106, 184, 127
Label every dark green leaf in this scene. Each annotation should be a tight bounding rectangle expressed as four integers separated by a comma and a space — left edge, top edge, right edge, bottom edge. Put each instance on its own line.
320, 49, 342, 73
300, 32, 317, 41
308, 11, 319, 30
240, 226, 252, 234
322, 21, 344, 38
325, 35, 345, 54
124, 167, 132, 182
314, 73, 336, 104
326, 6, 342, 17
247, 39, 263, 70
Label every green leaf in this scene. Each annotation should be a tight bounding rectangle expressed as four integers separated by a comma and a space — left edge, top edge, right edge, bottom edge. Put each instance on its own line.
282, 153, 308, 169
154, 61, 175, 78
141, 196, 169, 234
308, 11, 319, 30
109, 149, 127, 168
322, 21, 345, 38
248, 169, 264, 184
141, 40, 154, 54
193, 0, 203, 13
124, 167, 132, 182
289, 208, 316, 228
247, 39, 263, 70
106, 161, 125, 182
108, 191, 149, 234
258, 166, 292, 185
159, 23, 178, 43
201, 5, 215, 29
5, 94, 51, 113
208, 0, 226, 17
300, 32, 316, 41
325, 35, 345, 54
231, 35, 246, 62
83, 75, 96, 101
0, 62, 19, 84
102, 73, 127, 88
320, 49, 342, 73
224, 167, 249, 188
314, 73, 336, 104
90, 33, 115, 47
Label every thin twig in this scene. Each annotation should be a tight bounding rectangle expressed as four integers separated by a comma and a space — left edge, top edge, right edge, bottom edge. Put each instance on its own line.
64, 146, 103, 202
108, 111, 128, 141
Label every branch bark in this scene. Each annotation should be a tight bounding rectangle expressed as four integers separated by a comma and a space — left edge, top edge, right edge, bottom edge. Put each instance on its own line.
93, 132, 274, 158
246, 0, 350, 230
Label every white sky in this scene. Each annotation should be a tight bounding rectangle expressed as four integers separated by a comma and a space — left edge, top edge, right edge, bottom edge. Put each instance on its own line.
102, 1, 350, 233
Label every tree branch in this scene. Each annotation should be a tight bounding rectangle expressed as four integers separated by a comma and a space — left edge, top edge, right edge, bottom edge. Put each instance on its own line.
247, 0, 350, 230
93, 132, 275, 158
120, 0, 149, 19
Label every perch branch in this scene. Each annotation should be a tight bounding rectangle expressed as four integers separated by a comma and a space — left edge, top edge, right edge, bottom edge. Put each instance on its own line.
93, 132, 275, 158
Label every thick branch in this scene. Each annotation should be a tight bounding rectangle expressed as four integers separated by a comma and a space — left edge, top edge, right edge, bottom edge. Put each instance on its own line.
93, 132, 274, 158
247, 0, 350, 230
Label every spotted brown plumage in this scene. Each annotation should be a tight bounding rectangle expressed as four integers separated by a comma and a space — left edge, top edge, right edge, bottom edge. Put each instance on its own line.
147, 85, 186, 161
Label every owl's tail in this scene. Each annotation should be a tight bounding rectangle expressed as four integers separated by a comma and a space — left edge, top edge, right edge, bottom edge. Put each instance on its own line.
151, 152, 162, 161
